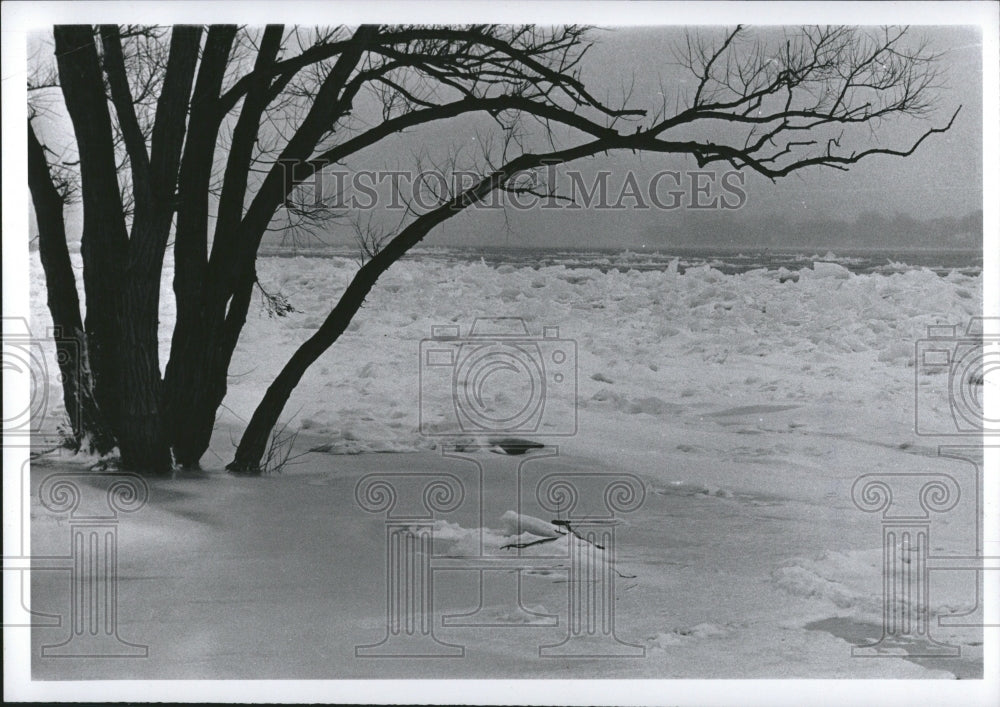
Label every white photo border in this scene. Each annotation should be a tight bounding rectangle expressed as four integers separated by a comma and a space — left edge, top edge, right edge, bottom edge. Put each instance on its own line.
3, 2, 998, 704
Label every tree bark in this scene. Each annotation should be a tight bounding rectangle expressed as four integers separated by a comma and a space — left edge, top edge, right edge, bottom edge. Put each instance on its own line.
164, 25, 276, 467
53, 26, 129, 440
169, 25, 376, 468
27, 123, 114, 452
54, 25, 200, 474
122, 27, 203, 474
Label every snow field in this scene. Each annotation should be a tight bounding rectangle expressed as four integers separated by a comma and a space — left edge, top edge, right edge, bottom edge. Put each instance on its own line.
26, 249, 985, 678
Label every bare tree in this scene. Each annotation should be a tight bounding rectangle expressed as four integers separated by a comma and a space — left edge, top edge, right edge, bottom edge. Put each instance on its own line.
27, 122, 114, 452
28, 24, 956, 475
227, 25, 958, 472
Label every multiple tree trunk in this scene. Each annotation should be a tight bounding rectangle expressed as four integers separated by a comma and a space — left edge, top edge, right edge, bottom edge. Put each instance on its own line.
33, 24, 389, 473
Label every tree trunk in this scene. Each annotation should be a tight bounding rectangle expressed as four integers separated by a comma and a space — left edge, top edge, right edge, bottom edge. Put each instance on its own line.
226, 333, 335, 474
163, 26, 277, 467
54, 26, 129, 439
27, 122, 114, 452
226, 365, 304, 474
163, 329, 231, 467
112, 26, 201, 474
227, 259, 384, 473
115, 276, 173, 474
54, 25, 200, 474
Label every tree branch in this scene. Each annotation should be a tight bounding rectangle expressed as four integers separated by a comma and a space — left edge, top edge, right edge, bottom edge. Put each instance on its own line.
99, 25, 152, 210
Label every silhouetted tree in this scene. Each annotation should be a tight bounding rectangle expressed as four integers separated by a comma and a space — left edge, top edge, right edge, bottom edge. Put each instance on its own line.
27, 24, 957, 474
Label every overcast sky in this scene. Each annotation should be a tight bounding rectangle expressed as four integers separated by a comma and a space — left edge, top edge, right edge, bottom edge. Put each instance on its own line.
421, 25, 984, 249
29, 24, 984, 251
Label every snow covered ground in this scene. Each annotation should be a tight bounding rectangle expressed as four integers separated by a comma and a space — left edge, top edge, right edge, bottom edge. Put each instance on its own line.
26, 250, 986, 679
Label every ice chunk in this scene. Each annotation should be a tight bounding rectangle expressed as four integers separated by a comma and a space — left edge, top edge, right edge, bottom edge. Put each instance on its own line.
807, 261, 851, 279
498, 510, 564, 538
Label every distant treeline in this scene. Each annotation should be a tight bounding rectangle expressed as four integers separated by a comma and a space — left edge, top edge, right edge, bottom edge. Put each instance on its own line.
647, 209, 983, 249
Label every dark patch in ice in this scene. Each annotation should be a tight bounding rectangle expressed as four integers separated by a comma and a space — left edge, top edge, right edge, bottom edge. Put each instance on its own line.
159, 507, 225, 526
144, 486, 198, 504
805, 617, 982, 679
488, 437, 545, 455
706, 404, 801, 417
807, 431, 943, 459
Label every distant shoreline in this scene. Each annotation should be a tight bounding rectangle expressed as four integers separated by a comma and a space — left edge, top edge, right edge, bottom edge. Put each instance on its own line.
254, 243, 983, 277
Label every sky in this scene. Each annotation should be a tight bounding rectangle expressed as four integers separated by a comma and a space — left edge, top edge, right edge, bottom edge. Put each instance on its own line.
419, 25, 984, 249
27, 24, 985, 251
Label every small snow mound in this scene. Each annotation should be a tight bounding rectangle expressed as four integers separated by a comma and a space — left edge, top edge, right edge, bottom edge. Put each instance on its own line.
684, 264, 727, 283
648, 623, 736, 651
427, 515, 571, 557
876, 340, 912, 364
489, 606, 555, 625
647, 632, 685, 651
678, 622, 733, 638
875, 260, 913, 274
773, 564, 861, 609
556, 272, 594, 285
653, 480, 735, 500
499, 286, 522, 302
